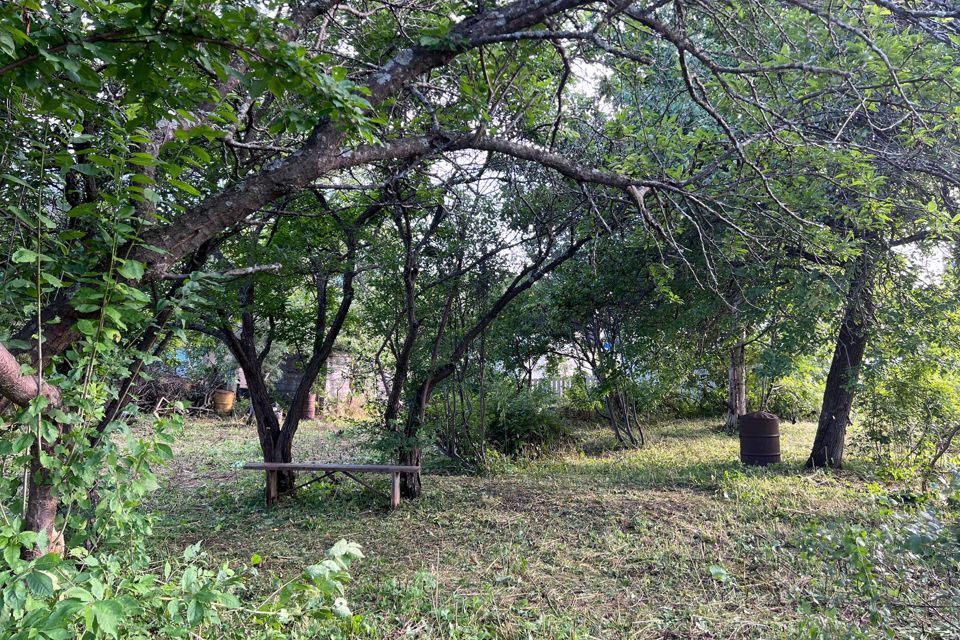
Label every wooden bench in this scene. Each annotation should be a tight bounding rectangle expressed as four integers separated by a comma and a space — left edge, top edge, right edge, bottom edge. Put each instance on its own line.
242, 462, 420, 509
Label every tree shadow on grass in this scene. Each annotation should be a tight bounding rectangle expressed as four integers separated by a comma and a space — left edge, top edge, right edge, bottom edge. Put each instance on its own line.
147, 414, 879, 566
530, 446, 877, 506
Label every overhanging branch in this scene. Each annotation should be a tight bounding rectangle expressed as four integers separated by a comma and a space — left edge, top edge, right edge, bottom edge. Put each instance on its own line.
158, 263, 283, 281
0, 343, 62, 409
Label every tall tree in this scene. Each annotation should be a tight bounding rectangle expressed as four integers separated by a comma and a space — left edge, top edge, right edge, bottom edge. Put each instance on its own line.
3, 0, 959, 544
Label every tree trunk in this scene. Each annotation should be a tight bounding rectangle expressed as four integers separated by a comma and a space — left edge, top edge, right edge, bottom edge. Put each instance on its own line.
24, 447, 64, 559
0, 344, 66, 555
398, 376, 437, 499
725, 339, 747, 431
398, 445, 423, 499
397, 364, 453, 498
807, 254, 875, 468
242, 368, 295, 498
223, 329, 293, 502
218, 262, 357, 505
262, 435, 296, 505
604, 392, 625, 445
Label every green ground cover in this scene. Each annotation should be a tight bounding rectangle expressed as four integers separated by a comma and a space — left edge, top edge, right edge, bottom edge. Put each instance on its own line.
142, 418, 904, 638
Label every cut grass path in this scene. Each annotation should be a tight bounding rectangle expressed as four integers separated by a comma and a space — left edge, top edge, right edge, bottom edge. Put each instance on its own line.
144, 418, 879, 639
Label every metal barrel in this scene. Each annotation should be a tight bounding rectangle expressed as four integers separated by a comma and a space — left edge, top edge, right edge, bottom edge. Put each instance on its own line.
738, 412, 781, 465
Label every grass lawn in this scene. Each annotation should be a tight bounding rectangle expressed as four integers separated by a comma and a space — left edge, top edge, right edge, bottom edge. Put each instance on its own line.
144, 416, 885, 639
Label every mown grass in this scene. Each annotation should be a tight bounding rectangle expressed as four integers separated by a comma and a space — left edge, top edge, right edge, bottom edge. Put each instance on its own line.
143, 416, 886, 639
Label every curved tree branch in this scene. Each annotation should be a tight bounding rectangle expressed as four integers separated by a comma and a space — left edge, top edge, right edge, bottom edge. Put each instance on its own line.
0, 343, 61, 409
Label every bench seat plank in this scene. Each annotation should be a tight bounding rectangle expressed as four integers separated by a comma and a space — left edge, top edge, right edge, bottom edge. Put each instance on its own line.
243, 462, 419, 473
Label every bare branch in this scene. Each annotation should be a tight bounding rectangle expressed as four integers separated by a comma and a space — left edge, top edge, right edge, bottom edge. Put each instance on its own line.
0, 343, 61, 409
158, 263, 283, 281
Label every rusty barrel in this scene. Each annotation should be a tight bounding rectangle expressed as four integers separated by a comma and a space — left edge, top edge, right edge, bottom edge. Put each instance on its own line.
303, 393, 317, 420
738, 411, 781, 465
212, 389, 235, 415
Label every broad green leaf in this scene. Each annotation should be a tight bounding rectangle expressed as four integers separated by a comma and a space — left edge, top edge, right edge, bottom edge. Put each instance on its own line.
169, 179, 201, 196
24, 570, 54, 597
12, 248, 45, 263
90, 599, 125, 638
117, 260, 146, 281
76, 319, 98, 336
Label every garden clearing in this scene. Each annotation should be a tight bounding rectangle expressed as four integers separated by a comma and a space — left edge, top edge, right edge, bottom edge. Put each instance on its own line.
145, 418, 883, 639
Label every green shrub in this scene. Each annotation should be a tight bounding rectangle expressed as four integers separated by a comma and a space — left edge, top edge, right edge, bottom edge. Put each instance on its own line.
559, 372, 600, 419
855, 363, 960, 481
0, 411, 364, 639
0, 537, 363, 639
763, 371, 823, 423
486, 383, 568, 457
795, 469, 960, 638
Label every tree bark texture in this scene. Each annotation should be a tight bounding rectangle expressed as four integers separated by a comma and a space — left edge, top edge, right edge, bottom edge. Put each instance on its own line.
23, 447, 64, 559
725, 340, 747, 431
807, 253, 875, 468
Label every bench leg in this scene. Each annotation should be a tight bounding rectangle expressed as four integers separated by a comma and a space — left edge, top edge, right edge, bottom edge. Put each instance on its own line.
390, 472, 400, 510
266, 470, 278, 507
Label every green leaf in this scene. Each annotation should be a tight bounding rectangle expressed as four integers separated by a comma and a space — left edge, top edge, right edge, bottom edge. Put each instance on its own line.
708, 564, 731, 583
45, 598, 86, 630
130, 173, 155, 185
216, 592, 241, 609
12, 248, 45, 263
61, 586, 95, 602
187, 598, 204, 625
190, 145, 211, 163
127, 152, 157, 166
169, 179, 200, 196
32, 552, 61, 570
91, 599, 125, 638
24, 570, 54, 597
40, 272, 65, 288
327, 539, 363, 561
66, 203, 97, 218
76, 319, 98, 336
117, 260, 146, 281
69, 163, 98, 176
0, 32, 14, 57
2, 173, 32, 187
4, 545, 21, 570
12, 432, 34, 453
